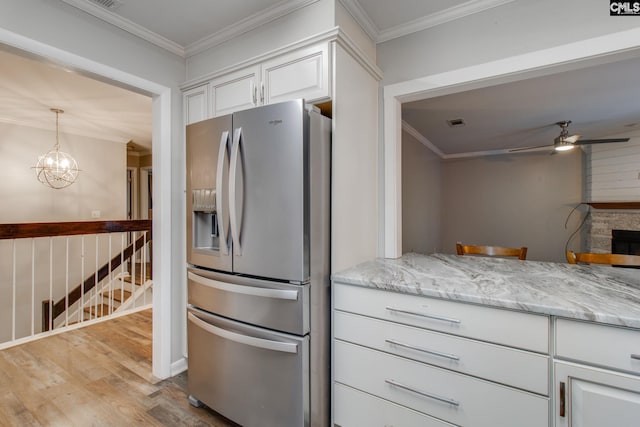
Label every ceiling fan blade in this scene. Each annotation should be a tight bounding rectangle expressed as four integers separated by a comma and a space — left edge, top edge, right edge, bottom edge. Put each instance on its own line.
574, 138, 630, 145
508, 144, 554, 152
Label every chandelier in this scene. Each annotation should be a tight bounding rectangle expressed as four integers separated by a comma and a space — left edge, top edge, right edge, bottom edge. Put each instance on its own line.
33, 108, 80, 189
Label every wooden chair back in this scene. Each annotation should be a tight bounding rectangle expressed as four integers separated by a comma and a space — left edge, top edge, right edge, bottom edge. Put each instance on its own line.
456, 243, 527, 260
566, 250, 640, 266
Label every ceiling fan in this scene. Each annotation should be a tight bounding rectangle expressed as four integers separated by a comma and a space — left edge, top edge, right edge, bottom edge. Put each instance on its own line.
509, 120, 630, 153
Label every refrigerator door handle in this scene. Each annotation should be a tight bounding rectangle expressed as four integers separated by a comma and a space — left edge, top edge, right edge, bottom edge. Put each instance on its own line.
216, 131, 230, 255
229, 127, 243, 255
188, 272, 299, 300
188, 312, 299, 354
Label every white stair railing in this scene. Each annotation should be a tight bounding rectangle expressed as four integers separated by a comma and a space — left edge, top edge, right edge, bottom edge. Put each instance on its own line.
0, 220, 152, 349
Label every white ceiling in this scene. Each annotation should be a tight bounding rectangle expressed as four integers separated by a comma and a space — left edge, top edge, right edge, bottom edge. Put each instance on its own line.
402, 55, 640, 157
2, 0, 638, 157
0, 48, 152, 149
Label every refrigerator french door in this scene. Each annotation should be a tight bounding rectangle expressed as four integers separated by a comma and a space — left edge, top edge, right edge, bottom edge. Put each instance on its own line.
186, 99, 309, 281
186, 99, 331, 427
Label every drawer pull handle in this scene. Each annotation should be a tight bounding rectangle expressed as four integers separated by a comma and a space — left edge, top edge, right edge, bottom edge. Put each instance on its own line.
631, 354, 640, 361
385, 379, 460, 407
188, 312, 298, 354
386, 306, 461, 324
385, 339, 460, 361
188, 272, 299, 300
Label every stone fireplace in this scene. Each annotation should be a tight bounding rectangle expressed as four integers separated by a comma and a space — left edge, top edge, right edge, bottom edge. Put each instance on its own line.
585, 211, 640, 252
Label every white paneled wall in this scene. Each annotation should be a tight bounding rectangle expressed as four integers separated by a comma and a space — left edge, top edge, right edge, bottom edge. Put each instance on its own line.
586, 138, 640, 202
585, 136, 640, 252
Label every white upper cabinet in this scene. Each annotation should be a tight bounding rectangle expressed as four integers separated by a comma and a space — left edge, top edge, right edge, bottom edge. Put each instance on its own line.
261, 43, 329, 106
183, 84, 209, 125
184, 42, 331, 122
209, 65, 260, 117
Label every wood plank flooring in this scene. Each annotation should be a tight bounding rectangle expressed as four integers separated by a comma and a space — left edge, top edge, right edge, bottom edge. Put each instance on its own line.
0, 309, 239, 427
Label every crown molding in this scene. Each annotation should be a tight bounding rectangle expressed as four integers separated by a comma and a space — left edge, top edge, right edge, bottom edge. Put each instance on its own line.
401, 120, 445, 158
184, 0, 320, 57
60, 0, 185, 57
340, 0, 516, 44
402, 120, 530, 159
378, 0, 516, 43
60, 0, 320, 59
337, 0, 379, 42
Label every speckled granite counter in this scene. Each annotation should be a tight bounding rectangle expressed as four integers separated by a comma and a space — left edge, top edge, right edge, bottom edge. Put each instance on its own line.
332, 253, 640, 328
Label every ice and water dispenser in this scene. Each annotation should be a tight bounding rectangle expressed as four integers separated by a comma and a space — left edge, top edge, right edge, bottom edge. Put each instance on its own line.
192, 188, 219, 251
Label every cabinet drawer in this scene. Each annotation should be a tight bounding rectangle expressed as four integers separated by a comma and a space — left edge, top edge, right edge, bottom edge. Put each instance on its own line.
556, 319, 640, 374
334, 341, 549, 427
334, 311, 549, 395
334, 284, 549, 353
334, 383, 455, 427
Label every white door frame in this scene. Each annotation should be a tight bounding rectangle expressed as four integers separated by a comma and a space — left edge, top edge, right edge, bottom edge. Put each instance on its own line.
0, 27, 174, 379
383, 27, 640, 258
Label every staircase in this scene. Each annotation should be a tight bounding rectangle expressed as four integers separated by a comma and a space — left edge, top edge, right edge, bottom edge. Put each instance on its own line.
76, 263, 153, 323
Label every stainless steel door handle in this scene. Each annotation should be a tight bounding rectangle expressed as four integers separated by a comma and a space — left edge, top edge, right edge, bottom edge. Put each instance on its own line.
229, 127, 243, 255
188, 272, 299, 300
386, 306, 461, 324
385, 339, 460, 361
385, 379, 460, 407
216, 131, 230, 255
188, 312, 298, 353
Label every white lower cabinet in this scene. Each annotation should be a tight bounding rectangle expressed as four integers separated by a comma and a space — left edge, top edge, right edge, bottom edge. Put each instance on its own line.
555, 361, 640, 427
334, 383, 455, 427
554, 319, 640, 426
332, 283, 550, 427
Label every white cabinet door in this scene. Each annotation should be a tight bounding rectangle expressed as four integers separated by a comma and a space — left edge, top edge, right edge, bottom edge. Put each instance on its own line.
183, 84, 209, 125
209, 65, 260, 117
261, 43, 330, 105
555, 361, 640, 427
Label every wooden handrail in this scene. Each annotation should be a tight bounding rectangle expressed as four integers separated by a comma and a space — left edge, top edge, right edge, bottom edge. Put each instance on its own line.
0, 220, 151, 240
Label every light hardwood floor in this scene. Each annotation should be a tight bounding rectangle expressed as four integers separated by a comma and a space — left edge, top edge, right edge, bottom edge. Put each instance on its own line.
0, 309, 238, 426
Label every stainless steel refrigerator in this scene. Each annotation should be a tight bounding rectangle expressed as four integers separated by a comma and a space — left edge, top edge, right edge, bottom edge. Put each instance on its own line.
185, 99, 331, 427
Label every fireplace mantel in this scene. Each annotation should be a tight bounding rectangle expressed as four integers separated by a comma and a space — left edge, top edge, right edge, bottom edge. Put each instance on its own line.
586, 202, 640, 210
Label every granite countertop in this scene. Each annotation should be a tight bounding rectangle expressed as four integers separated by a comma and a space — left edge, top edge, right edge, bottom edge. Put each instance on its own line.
332, 253, 640, 328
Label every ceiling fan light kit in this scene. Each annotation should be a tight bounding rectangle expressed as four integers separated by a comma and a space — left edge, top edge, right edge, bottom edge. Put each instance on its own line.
33, 108, 80, 189
509, 120, 631, 154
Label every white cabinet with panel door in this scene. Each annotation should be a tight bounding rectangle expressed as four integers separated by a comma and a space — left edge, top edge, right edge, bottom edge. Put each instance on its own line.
555, 361, 640, 426
183, 84, 209, 125
208, 65, 260, 118
261, 42, 330, 106
555, 319, 640, 426
199, 42, 330, 119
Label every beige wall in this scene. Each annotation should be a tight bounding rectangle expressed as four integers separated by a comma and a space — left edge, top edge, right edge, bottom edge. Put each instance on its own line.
0, 122, 126, 222
400, 131, 584, 262
439, 151, 584, 262
402, 130, 442, 254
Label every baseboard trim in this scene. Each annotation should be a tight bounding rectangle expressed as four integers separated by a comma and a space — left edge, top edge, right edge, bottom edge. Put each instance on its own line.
171, 357, 188, 376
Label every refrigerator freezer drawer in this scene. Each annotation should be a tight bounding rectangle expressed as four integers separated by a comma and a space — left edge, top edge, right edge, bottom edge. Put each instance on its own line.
188, 267, 309, 335
187, 307, 309, 427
